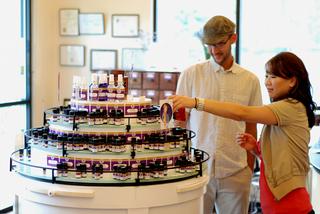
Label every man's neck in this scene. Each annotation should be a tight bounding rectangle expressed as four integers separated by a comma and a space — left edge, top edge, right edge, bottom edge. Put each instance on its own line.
221, 55, 234, 70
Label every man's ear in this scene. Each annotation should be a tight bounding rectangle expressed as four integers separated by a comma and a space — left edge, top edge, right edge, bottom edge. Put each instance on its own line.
230, 34, 237, 44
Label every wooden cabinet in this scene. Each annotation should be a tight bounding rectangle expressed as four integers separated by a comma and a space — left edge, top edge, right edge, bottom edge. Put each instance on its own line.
128, 71, 179, 105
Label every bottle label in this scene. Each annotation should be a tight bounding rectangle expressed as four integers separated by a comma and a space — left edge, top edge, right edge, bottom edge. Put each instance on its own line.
116, 88, 125, 101
99, 88, 108, 101
72, 90, 76, 100
107, 87, 116, 101
80, 90, 87, 100
116, 93, 125, 100
89, 88, 99, 101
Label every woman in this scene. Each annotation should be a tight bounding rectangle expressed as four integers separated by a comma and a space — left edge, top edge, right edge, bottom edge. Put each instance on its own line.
170, 52, 316, 214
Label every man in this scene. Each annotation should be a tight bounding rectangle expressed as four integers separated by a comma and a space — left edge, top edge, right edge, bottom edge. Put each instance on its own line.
175, 15, 262, 214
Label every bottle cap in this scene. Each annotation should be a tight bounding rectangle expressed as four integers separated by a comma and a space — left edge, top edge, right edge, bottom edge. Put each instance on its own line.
91, 73, 98, 84
73, 76, 81, 85
118, 74, 123, 83
99, 73, 108, 84
80, 77, 87, 87
109, 74, 114, 83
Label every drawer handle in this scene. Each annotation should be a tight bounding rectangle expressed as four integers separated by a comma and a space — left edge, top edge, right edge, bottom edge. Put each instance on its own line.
26, 187, 95, 198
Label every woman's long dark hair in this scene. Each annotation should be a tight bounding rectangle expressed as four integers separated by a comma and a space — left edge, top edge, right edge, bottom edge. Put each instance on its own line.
266, 52, 317, 128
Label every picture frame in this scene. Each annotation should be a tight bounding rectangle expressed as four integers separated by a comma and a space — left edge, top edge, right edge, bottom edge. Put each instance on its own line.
59, 8, 79, 36
60, 45, 85, 67
90, 49, 117, 71
79, 13, 105, 35
122, 48, 146, 70
112, 14, 139, 38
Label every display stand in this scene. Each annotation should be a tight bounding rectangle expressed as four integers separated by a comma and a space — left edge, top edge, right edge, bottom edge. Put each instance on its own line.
13, 174, 208, 214
10, 92, 209, 213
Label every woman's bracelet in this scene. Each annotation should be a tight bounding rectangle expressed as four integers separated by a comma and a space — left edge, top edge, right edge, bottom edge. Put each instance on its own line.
195, 97, 205, 111
194, 97, 198, 108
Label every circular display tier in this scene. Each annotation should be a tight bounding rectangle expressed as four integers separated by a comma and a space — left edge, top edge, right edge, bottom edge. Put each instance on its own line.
10, 147, 208, 186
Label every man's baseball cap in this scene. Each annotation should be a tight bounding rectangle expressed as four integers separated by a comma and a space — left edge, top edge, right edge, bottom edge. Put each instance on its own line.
202, 15, 236, 45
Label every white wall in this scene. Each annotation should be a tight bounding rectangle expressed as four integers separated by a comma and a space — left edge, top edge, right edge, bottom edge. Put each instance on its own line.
31, 0, 152, 127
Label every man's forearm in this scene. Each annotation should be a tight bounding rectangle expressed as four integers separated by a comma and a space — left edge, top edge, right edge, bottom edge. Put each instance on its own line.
245, 122, 257, 171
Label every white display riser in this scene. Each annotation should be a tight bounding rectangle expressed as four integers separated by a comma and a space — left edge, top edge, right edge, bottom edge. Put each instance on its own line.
13, 174, 209, 214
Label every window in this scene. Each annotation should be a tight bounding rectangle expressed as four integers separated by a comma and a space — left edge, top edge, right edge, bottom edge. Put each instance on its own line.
156, 0, 320, 145
240, 0, 320, 106
154, 0, 236, 71
0, 0, 30, 210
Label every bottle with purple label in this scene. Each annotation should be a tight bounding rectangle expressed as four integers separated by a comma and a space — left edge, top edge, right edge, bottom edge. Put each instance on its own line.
89, 73, 99, 101
80, 78, 88, 101
107, 74, 116, 102
98, 73, 108, 101
116, 74, 125, 102
71, 76, 81, 100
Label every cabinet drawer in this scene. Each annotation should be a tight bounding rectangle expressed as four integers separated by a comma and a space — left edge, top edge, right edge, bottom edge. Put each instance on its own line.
159, 73, 178, 90
142, 72, 160, 89
128, 72, 142, 89
143, 89, 159, 105
159, 90, 175, 101
128, 89, 143, 97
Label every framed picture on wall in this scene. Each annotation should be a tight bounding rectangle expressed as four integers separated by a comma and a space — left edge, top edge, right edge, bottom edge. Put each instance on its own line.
112, 14, 139, 37
79, 13, 105, 35
122, 48, 146, 70
90, 49, 117, 71
60, 45, 85, 66
59, 9, 79, 36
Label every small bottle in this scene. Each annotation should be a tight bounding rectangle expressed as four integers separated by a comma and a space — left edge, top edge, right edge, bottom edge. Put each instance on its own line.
81, 163, 87, 178
42, 133, 48, 148
57, 163, 63, 177
62, 162, 69, 177
93, 164, 103, 180
71, 76, 81, 100
107, 74, 116, 102
89, 73, 99, 101
98, 73, 108, 101
27, 148, 31, 161
159, 163, 165, 178
56, 135, 63, 149
116, 74, 125, 102
75, 164, 82, 179
32, 130, 39, 145
19, 149, 24, 160
112, 166, 118, 180
67, 137, 73, 151
80, 78, 88, 101
137, 164, 144, 179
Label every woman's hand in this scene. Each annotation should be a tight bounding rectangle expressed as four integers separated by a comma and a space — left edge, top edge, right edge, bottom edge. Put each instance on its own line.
169, 95, 196, 112
236, 133, 257, 152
